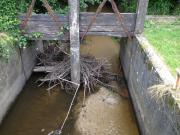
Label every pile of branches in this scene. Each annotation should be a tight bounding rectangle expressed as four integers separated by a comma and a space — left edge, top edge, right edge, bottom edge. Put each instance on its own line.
36, 41, 69, 66
36, 44, 118, 95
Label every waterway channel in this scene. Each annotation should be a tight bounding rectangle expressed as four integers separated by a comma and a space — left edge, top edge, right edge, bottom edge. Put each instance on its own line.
0, 35, 139, 135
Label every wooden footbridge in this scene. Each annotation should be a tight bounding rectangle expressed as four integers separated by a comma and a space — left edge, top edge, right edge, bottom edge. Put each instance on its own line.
19, 0, 149, 84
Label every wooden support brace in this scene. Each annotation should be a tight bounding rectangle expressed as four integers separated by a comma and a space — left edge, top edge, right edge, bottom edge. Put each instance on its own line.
68, 0, 80, 84
135, 0, 149, 33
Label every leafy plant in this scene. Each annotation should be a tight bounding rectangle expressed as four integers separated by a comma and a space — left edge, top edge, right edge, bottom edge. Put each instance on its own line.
57, 24, 70, 37
117, 0, 179, 15
0, 33, 14, 59
37, 0, 101, 13
173, 4, 180, 15
18, 35, 28, 48
148, 0, 173, 15
80, 0, 100, 11
0, 0, 30, 59
117, 0, 137, 12
29, 32, 43, 39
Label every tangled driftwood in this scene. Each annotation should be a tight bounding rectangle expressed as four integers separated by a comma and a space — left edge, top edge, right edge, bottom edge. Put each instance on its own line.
36, 43, 118, 95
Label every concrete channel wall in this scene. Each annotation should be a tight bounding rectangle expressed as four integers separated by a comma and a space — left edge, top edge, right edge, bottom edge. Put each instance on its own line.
146, 15, 180, 23
0, 46, 36, 123
120, 35, 180, 135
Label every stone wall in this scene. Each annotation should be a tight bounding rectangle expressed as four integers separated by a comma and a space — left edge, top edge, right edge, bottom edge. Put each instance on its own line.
120, 35, 180, 135
0, 46, 36, 123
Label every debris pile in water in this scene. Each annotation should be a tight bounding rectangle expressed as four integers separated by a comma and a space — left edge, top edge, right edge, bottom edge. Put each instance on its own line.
36, 43, 119, 95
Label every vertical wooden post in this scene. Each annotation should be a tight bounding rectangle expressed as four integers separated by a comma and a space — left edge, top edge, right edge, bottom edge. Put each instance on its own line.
35, 40, 44, 53
68, 0, 80, 84
135, 0, 149, 33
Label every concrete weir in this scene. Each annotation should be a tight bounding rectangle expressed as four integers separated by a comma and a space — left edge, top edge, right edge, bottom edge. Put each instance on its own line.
120, 35, 179, 135
0, 46, 36, 123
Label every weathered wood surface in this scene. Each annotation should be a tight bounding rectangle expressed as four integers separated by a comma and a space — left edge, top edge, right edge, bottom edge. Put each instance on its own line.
135, 0, 149, 33
68, 0, 80, 84
33, 66, 54, 72
19, 12, 136, 40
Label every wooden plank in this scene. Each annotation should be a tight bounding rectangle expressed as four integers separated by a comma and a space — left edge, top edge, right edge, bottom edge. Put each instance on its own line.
33, 66, 54, 72
24, 31, 129, 40
19, 12, 136, 26
19, 13, 136, 40
25, 25, 134, 33
135, 0, 149, 33
80, 12, 136, 26
80, 31, 132, 37
19, 13, 136, 26
23, 33, 70, 40
19, 14, 68, 21
68, 0, 80, 84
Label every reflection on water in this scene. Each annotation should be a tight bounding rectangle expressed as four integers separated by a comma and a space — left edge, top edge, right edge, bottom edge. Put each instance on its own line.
0, 35, 139, 135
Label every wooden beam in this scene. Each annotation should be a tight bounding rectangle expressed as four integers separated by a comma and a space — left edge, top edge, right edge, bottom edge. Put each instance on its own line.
19, 13, 136, 40
33, 66, 54, 72
68, 0, 80, 84
135, 0, 149, 33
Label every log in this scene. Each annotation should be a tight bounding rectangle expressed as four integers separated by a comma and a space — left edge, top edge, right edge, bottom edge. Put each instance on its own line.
68, 0, 80, 84
33, 66, 54, 72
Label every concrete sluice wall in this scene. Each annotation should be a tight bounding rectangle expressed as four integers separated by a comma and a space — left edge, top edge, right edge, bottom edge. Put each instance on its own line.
0, 46, 36, 123
120, 35, 180, 135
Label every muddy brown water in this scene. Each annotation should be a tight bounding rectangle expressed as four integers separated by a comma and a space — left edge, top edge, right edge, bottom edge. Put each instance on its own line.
0, 35, 139, 135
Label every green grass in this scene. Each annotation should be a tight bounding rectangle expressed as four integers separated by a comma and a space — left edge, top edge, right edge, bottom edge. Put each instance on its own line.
144, 20, 180, 75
